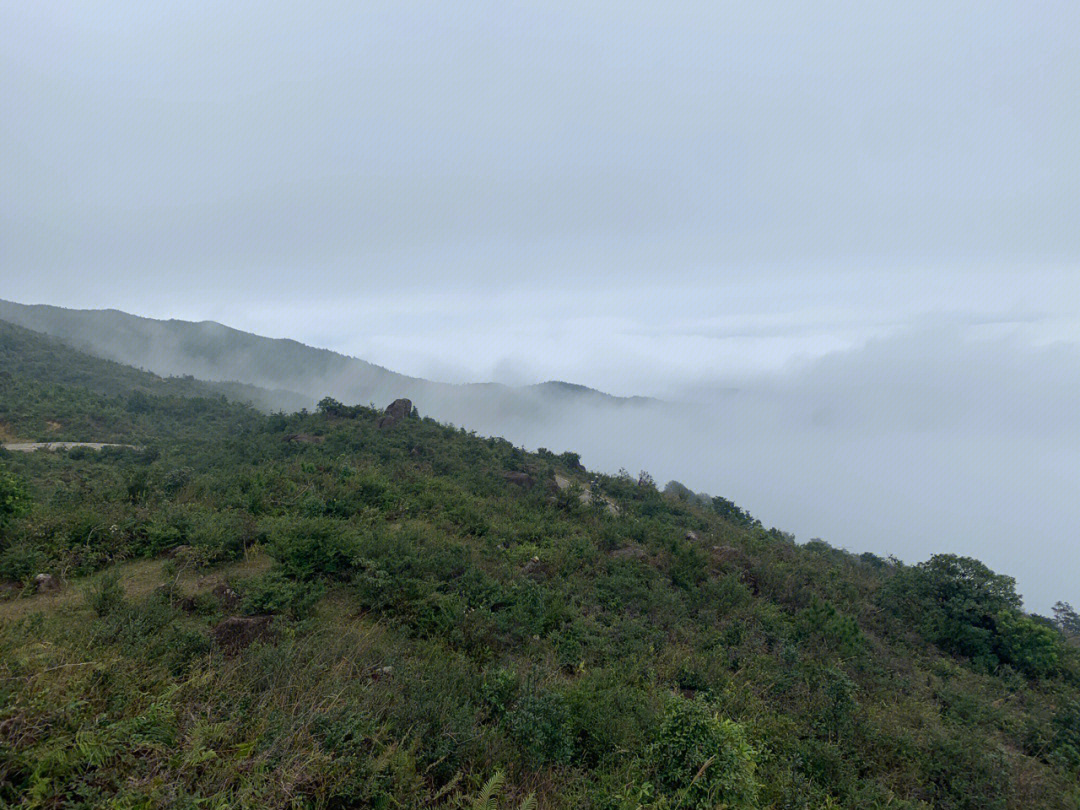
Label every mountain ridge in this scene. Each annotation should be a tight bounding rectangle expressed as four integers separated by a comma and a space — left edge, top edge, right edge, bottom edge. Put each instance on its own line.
0, 299, 653, 417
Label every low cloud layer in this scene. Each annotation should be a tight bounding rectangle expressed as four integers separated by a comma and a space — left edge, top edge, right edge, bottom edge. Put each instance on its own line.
433, 326, 1080, 615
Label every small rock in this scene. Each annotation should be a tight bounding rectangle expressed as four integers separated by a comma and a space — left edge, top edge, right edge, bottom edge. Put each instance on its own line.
523, 556, 543, 576
212, 583, 241, 611
34, 573, 59, 593
685, 531, 699, 542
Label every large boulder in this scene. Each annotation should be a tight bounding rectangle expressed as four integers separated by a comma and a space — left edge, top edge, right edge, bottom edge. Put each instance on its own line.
378, 398, 413, 429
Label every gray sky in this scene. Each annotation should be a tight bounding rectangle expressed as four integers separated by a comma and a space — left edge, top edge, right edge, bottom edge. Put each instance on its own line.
4, 2, 1079, 379
3, 3, 1079, 608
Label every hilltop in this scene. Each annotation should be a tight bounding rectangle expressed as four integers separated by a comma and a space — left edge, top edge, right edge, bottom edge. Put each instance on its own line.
0, 299, 654, 418
1, 328, 1079, 808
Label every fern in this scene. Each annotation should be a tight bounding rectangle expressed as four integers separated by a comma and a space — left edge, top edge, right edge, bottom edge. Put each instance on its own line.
469, 772, 535, 810
472, 770, 505, 810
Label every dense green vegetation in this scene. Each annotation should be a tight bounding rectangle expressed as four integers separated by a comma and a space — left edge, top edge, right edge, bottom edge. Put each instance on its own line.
2, 323, 1080, 808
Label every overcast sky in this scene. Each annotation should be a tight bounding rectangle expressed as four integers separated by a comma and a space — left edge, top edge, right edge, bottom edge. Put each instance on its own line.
4, 2, 1079, 388
3, 3, 1079, 608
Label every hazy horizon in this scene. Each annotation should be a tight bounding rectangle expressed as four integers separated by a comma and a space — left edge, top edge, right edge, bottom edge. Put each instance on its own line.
3, 3, 1079, 611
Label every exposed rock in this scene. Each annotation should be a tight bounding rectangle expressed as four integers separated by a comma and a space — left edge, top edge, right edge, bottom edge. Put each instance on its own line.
211, 615, 273, 654
552, 473, 619, 516
523, 555, 543, 575
212, 583, 241, 611
685, 531, 700, 542
283, 433, 323, 444
502, 471, 535, 490
378, 398, 413, 429
33, 573, 59, 593
611, 545, 648, 560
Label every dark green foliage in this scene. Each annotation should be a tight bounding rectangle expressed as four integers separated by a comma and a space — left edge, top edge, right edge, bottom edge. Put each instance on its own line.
1054, 602, 1080, 637
266, 517, 361, 579
994, 610, 1061, 677
506, 686, 574, 765
882, 554, 1065, 676
1050, 700, 1080, 773
0, 467, 30, 525
710, 495, 761, 529
648, 695, 759, 809
0, 541, 43, 581
797, 597, 866, 657
240, 570, 326, 618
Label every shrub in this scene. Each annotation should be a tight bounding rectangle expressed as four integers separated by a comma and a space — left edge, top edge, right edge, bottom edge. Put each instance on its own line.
240, 570, 326, 618
0, 541, 44, 582
0, 467, 30, 525
507, 687, 574, 766
87, 570, 126, 617
994, 610, 1061, 678
797, 598, 866, 658
481, 667, 520, 716
648, 695, 759, 809
881, 554, 1023, 669
267, 517, 360, 580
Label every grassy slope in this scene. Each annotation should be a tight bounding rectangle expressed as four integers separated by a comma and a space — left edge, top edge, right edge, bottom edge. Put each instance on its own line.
0, 319, 284, 442
1, 330, 1079, 809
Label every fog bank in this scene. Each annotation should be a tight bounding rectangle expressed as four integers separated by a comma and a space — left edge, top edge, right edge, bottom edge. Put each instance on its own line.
440, 328, 1080, 615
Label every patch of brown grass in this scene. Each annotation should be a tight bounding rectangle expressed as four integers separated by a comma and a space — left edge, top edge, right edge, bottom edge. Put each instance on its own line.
0, 421, 23, 442
0, 550, 272, 622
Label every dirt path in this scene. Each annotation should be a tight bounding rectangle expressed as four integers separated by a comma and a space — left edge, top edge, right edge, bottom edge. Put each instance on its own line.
2, 441, 141, 452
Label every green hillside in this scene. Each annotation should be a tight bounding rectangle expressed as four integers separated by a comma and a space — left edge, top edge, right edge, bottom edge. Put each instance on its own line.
0, 319, 309, 426
2, 329, 1079, 809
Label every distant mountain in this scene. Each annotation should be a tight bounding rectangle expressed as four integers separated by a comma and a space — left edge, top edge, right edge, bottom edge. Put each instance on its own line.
0, 319, 309, 414
0, 300, 654, 422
